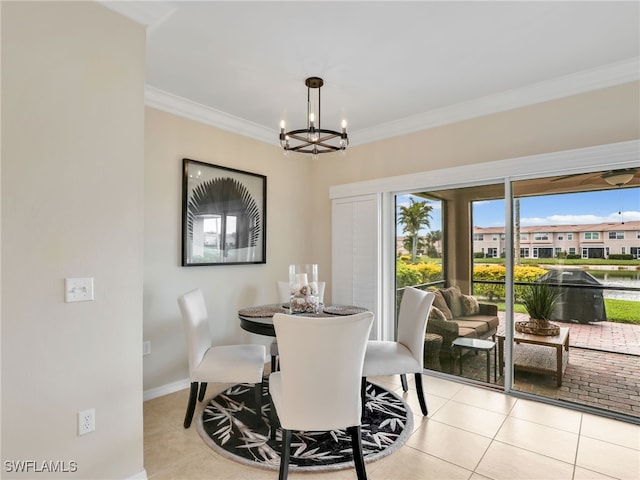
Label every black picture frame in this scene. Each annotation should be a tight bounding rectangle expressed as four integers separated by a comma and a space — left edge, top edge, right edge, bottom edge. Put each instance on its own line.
182, 158, 266, 266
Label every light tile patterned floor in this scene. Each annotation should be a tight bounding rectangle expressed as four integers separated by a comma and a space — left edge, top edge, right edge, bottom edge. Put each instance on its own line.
144, 374, 640, 480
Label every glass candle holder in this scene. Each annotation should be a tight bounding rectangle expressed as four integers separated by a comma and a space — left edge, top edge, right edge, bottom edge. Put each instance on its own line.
289, 264, 320, 313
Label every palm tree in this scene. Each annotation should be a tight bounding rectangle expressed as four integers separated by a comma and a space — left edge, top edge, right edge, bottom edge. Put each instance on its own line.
425, 230, 442, 257
398, 198, 433, 262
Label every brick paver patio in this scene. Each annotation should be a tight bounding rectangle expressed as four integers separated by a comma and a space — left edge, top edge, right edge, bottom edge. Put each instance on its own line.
435, 313, 640, 419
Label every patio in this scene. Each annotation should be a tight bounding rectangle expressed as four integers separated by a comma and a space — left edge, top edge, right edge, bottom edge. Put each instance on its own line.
436, 313, 640, 419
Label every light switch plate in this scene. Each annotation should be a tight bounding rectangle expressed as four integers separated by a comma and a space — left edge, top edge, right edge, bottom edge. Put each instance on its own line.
65, 277, 94, 302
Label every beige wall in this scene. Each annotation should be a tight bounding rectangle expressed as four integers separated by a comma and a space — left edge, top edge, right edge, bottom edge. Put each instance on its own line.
143, 108, 316, 392
2, 2, 145, 478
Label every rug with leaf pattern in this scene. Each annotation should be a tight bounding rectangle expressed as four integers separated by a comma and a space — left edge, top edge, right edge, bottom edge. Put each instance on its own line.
196, 380, 413, 471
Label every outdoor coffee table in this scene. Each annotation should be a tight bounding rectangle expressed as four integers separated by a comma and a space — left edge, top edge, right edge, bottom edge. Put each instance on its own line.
451, 337, 496, 383
497, 327, 570, 387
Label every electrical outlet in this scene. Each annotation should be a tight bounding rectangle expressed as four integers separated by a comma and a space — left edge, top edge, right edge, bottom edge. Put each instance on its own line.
78, 408, 95, 436
143, 341, 151, 356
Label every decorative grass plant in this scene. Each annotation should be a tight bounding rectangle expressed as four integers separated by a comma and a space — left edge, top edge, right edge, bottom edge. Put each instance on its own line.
521, 282, 561, 323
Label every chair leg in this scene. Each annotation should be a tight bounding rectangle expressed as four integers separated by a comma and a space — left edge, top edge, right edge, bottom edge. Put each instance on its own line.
348, 425, 368, 480
198, 382, 208, 401
255, 380, 263, 419
183, 382, 199, 428
414, 373, 428, 416
270, 395, 279, 441
400, 373, 408, 392
279, 428, 291, 480
360, 377, 367, 420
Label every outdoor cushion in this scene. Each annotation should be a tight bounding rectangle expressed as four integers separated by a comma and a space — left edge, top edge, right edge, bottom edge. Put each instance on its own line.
466, 314, 499, 331
455, 320, 491, 336
432, 290, 453, 319
429, 306, 448, 322
441, 285, 464, 318
461, 294, 480, 316
457, 327, 478, 338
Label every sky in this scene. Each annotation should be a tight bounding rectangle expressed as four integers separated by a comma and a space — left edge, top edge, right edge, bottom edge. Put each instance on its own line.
397, 186, 640, 234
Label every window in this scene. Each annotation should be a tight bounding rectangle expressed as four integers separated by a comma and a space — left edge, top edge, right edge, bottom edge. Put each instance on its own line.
558, 234, 564, 240
608, 231, 624, 240
555, 247, 562, 257
487, 247, 498, 258
569, 247, 576, 255
534, 233, 549, 241
622, 247, 626, 254
520, 233, 528, 240
492, 235, 498, 241
473, 233, 483, 241
567, 233, 573, 240
520, 248, 529, 257
584, 232, 600, 240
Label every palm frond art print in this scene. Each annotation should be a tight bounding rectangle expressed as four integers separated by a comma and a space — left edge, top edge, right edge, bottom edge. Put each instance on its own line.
182, 159, 266, 266
187, 177, 261, 249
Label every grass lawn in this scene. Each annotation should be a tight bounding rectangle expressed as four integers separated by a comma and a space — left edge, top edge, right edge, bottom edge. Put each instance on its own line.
492, 298, 639, 325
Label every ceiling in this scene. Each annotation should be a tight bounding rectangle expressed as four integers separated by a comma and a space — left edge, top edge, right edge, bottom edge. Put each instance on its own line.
100, 1, 639, 148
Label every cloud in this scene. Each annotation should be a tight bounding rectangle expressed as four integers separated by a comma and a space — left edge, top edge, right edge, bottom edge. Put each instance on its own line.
521, 211, 640, 226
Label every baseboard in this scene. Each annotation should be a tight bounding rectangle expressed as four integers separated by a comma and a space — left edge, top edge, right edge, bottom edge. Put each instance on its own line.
126, 469, 147, 480
143, 378, 190, 401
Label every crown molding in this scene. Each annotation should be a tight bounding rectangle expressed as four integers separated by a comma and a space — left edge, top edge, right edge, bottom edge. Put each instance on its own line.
98, 1, 176, 28
145, 58, 639, 149
144, 86, 276, 145
351, 58, 640, 146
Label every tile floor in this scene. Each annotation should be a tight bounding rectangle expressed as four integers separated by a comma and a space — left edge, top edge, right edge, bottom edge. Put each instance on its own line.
144, 374, 640, 480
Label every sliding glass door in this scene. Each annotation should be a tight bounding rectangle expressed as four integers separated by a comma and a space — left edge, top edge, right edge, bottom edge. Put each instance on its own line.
394, 169, 639, 420
507, 172, 639, 418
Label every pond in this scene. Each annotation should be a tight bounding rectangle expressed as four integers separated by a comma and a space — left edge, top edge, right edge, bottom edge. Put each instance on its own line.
586, 269, 640, 301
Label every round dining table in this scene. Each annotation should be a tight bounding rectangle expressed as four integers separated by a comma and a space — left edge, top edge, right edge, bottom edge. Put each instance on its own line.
238, 303, 368, 337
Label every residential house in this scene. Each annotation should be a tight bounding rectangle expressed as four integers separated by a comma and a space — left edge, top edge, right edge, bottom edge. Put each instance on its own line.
474, 221, 640, 259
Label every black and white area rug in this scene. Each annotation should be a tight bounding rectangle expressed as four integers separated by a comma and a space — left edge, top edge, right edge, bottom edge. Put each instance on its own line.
196, 380, 413, 472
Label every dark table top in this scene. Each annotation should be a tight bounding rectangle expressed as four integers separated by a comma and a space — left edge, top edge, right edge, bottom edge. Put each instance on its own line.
238, 303, 368, 336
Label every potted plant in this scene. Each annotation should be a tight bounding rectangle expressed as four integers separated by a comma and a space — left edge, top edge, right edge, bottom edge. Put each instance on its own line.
516, 282, 561, 335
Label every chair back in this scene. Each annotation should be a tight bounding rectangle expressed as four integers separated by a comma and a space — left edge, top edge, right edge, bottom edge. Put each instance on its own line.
276, 280, 326, 303
272, 311, 374, 431
177, 288, 211, 377
396, 287, 435, 368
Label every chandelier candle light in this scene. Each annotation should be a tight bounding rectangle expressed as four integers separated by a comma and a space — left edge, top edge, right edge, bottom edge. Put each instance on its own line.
288, 264, 320, 314
279, 77, 348, 157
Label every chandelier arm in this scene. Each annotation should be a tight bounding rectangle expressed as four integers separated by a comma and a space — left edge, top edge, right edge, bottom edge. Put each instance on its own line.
289, 145, 341, 154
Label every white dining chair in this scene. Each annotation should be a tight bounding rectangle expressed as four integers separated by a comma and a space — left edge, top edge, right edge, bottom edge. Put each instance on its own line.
269, 311, 373, 480
177, 288, 266, 428
361, 287, 435, 416
270, 280, 326, 372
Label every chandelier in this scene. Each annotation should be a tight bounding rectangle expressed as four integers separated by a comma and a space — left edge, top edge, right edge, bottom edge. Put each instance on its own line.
279, 77, 348, 156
